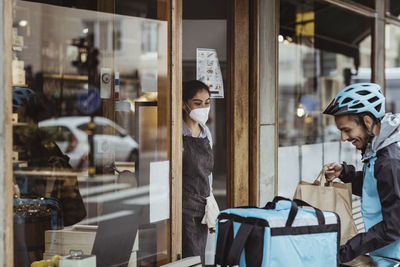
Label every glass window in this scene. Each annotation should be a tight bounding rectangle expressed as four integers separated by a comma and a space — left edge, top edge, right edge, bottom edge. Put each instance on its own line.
39, 126, 73, 142
351, 0, 374, 9
388, 0, 400, 18
22, 0, 159, 18
385, 24, 400, 114
12, 1, 169, 266
278, 0, 371, 198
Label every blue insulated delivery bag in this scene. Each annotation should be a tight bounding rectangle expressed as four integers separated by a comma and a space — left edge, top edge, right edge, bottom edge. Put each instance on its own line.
214, 197, 340, 267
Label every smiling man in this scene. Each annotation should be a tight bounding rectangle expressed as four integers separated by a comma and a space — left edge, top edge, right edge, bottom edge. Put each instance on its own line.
323, 83, 400, 266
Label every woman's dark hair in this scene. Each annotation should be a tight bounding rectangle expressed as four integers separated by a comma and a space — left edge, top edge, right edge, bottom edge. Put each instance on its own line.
182, 80, 210, 102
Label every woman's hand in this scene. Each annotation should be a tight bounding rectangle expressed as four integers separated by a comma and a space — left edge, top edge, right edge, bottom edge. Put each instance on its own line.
209, 228, 215, 234
324, 162, 343, 182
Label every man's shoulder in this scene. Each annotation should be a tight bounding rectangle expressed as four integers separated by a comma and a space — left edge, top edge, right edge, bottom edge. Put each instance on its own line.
376, 141, 400, 161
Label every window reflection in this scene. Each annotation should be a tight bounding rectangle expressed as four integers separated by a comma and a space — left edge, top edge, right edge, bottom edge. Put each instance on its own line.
13, 1, 168, 266
22, 0, 159, 18
388, 1, 400, 18
385, 24, 400, 114
278, 0, 371, 197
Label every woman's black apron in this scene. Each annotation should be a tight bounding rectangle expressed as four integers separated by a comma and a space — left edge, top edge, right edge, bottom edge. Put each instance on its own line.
182, 135, 214, 265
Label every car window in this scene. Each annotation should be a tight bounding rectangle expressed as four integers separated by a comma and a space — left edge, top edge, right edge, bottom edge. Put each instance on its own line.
39, 126, 73, 142
77, 123, 88, 132
77, 123, 119, 136
99, 124, 118, 135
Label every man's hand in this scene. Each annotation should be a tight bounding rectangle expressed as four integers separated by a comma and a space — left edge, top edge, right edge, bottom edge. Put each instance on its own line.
324, 162, 343, 182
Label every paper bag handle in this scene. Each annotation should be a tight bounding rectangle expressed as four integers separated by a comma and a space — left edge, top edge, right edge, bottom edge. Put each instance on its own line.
314, 167, 332, 187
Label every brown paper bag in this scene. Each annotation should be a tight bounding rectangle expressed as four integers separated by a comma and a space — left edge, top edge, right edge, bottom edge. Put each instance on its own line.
293, 168, 358, 245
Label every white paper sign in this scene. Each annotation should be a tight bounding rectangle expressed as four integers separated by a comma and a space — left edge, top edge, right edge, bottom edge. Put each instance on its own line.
196, 48, 224, 98
149, 160, 170, 223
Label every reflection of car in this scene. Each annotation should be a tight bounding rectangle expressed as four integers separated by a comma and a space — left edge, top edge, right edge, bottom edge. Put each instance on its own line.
38, 116, 138, 168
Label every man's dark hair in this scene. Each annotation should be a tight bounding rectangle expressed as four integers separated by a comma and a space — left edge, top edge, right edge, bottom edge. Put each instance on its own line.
346, 112, 381, 125
182, 80, 210, 102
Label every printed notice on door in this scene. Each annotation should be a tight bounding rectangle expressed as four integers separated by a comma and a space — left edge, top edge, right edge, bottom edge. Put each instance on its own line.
196, 48, 224, 98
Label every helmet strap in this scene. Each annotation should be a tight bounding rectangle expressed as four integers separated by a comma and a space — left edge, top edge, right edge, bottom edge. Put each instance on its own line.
368, 120, 377, 137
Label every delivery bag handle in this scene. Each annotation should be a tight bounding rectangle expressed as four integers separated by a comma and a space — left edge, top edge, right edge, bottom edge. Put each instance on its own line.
288, 199, 325, 226
263, 196, 291, 208
215, 219, 234, 266
216, 214, 267, 266
226, 222, 254, 266
264, 196, 325, 226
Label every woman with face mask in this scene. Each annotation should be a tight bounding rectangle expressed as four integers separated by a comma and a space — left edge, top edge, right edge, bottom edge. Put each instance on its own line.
181, 80, 215, 265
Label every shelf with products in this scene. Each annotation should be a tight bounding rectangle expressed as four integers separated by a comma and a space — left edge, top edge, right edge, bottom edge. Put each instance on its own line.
13, 169, 88, 178
42, 73, 89, 81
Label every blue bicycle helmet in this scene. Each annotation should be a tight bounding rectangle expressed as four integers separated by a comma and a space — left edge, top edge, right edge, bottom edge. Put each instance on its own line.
323, 83, 385, 119
12, 87, 37, 112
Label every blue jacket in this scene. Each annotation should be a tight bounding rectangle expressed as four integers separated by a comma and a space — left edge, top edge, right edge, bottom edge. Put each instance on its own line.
339, 113, 400, 264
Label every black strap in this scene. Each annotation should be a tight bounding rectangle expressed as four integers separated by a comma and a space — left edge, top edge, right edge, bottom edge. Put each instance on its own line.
264, 201, 275, 209
245, 224, 265, 267
218, 213, 269, 227
215, 215, 265, 266
264, 196, 291, 210
264, 197, 326, 226
285, 200, 299, 227
293, 198, 325, 225
272, 196, 291, 202
226, 223, 254, 266
215, 219, 233, 266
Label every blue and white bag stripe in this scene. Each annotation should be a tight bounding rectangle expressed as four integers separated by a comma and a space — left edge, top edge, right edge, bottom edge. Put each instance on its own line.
214, 197, 340, 267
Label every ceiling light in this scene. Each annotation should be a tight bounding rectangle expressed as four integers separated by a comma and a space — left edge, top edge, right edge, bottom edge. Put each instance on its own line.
19, 20, 28, 27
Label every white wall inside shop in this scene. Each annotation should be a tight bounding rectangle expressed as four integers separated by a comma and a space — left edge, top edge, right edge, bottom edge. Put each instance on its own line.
259, 0, 277, 206
182, 20, 227, 62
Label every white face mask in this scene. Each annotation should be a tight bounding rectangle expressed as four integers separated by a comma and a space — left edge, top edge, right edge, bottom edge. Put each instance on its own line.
185, 103, 210, 125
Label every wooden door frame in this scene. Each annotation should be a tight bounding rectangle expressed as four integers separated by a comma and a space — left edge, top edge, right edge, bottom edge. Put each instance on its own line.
1, 0, 14, 266
249, 0, 260, 207
227, 0, 250, 209
227, 0, 259, 208
168, 0, 259, 258
170, 0, 183, 261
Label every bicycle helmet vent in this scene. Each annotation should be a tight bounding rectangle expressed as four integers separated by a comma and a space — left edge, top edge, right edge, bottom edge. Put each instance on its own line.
323, 83, 385, 118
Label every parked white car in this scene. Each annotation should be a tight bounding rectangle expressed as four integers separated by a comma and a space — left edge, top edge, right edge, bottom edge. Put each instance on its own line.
39, 116, 138, 169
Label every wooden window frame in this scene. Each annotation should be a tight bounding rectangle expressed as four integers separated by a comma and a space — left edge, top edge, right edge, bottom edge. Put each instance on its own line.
2, 0, 14, 265
170, 0, 183, 261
